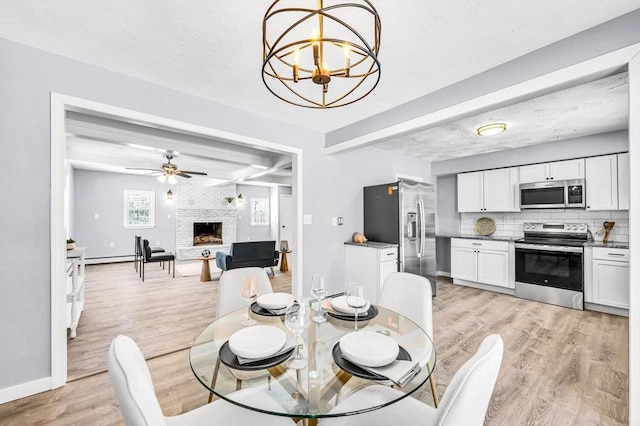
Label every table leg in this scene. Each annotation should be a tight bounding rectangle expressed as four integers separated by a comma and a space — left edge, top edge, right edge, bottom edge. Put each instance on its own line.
207, 358, 221, 403
201, 259, 211, 282
428, 362, 439, 407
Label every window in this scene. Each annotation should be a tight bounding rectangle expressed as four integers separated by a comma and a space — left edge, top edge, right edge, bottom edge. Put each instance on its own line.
124, 190, 156, 228
250, 198, 269, 226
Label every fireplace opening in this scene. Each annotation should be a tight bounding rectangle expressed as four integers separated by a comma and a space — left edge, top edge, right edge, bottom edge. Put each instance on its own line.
193, 222, 223, 246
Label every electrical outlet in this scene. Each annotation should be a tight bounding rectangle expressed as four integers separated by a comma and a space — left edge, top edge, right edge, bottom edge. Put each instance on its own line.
167, 214, 171, 219
331, 217, 338, 226
94, 213, 100, 219
338, 217, 344, 225
304, 214, 312, 224
109, 242, 115, 248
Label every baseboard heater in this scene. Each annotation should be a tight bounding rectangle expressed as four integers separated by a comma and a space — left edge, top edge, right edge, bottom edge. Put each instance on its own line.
85, 255, 135, 265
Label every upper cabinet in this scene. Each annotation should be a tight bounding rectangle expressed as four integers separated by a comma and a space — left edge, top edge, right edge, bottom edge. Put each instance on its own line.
457, 167, 519, 213
519, 159, 585, 183
586, 155, 618, 211
618, 153, 630, 210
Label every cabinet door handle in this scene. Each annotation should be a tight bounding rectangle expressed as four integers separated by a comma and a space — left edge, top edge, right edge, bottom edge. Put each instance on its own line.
607, 253, 625, 256
472, 243, 482, 246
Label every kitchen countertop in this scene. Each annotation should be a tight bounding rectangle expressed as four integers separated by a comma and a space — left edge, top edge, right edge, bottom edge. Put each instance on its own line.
344, 241, 398, 249
585, 242, 629, 249
437, 234, 515, 242
439, 234, 629, 249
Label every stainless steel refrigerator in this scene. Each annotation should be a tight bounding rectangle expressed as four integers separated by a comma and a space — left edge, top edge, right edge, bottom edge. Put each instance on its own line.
364, 180, 436, 296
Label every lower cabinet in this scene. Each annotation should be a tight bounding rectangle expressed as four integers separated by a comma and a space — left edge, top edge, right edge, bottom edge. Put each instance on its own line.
345, 244, 398, 304
590, 247, 629, 310
451, 238, 513, 290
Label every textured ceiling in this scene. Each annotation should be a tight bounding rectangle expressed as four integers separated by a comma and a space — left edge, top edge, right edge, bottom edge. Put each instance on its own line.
1, 0, 638, 135
0, 0, 639, 176
376, 72, 630, 161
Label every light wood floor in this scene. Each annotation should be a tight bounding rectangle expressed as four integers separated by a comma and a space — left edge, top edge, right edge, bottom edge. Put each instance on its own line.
0, 264, 628, 425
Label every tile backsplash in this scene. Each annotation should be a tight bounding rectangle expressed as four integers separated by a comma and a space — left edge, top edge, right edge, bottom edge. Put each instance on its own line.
460, 210, 629, 243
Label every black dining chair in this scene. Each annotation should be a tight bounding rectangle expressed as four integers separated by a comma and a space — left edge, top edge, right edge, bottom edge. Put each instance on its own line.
135, 235, 166, 276
141, 239, 175, 282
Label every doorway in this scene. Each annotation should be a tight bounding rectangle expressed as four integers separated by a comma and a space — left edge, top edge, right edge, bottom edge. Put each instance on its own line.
51, 94, 303, 387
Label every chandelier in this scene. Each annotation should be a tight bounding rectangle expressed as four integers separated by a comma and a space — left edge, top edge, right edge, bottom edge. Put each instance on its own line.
262, 0, 381, 108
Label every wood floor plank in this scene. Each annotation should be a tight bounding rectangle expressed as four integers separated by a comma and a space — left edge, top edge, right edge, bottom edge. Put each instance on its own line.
0, 270, 628, 425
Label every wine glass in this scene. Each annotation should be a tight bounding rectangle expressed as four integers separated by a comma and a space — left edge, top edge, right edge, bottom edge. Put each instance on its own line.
240, 275, 258, 326
310, 275, 328, 323
346, 283, 367, 332
284, 301, 310, 369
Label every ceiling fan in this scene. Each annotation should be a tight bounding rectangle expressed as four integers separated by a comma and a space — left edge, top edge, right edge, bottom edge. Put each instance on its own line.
127, 153, 207, 183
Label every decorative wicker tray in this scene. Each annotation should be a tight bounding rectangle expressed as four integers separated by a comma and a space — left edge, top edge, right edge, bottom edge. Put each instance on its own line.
475, 217, 496, 236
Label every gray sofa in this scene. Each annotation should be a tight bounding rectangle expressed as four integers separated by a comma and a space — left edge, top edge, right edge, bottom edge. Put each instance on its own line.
216, 241, 279, 276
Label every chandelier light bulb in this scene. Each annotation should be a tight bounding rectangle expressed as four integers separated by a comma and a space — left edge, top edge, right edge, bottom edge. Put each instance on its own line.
157, 174, 167, 183
262, 0, 381, 108
168, 175, 178, 185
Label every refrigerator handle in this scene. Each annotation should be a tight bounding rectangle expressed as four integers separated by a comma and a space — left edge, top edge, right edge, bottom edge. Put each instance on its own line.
416, 200, 422, 257
417, 199, 426, 258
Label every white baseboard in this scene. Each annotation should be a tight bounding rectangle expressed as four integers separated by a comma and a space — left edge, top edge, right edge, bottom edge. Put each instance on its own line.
0, 377, 51, 404
437, 271, 451, 278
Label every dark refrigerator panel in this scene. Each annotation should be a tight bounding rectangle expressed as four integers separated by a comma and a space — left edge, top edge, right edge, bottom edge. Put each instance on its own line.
364, 180, 437, 297
364, 183, 399, 244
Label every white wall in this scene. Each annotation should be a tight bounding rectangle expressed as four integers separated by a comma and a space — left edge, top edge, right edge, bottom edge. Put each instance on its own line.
73, 169, 177, 259
0, 38, 432, 391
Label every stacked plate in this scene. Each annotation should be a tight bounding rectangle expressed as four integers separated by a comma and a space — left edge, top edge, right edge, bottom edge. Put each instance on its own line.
339, 331, 399, 367
330, 295, 371, 314
228, 325, 286, 359
252, 293, 293, 316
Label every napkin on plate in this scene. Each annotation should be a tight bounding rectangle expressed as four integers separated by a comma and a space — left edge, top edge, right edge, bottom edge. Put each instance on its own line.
342, 356, 421, 387
235, 336, 298, 365
265, 306, 290, 315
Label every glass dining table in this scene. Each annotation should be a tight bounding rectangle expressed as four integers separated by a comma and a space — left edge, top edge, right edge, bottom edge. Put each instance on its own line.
189, 296, 436, 424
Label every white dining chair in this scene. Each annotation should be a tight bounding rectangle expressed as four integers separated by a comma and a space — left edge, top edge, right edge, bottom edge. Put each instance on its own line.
216, 267, 274, 319
378, 272, 439, 406
210, 267, 276, 402
321, 334, 504, 426
107, 335, 293, 426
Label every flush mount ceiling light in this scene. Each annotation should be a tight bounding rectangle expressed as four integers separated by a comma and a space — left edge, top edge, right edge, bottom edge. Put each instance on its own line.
477, 123, 507, 136
262, 0, 381, 108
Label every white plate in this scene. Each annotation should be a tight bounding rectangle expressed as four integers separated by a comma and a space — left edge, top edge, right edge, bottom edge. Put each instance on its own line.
331, 295, 370, 314
228, 326, 286, 359
256, 293, 293, 310
340, 331, 399, 367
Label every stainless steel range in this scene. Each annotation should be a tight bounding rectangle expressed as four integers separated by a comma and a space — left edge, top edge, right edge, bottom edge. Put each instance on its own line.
514, 223, 588, 310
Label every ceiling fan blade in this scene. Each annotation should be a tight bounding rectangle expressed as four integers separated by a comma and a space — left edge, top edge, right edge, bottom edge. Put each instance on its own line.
175, 171, 193, 178
126, 167, 162, 172
179, 170, 208, 176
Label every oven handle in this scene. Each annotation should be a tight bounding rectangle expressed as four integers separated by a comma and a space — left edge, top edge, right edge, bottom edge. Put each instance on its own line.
515, 243, 583, 254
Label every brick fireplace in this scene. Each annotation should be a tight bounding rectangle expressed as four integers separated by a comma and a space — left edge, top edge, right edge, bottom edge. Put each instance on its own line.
175, 181, 237, 260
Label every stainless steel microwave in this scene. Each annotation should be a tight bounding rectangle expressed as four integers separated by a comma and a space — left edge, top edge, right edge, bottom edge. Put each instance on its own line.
520, 179, 585, 209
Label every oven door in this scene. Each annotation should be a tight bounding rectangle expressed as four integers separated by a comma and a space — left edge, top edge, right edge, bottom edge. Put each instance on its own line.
515, 244, 583, 291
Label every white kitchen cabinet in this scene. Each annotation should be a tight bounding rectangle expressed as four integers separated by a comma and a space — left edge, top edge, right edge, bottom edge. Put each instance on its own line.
345, 243, 398, 304
585, 154, 618, 211
591, 247, 629, 310
618, 152, 630, 210
451, 238, 512, 290
519, 159, 585, 183
457, 167, 519, 213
